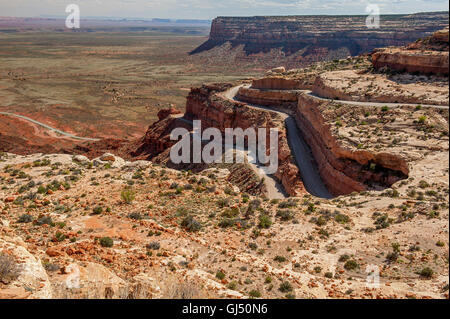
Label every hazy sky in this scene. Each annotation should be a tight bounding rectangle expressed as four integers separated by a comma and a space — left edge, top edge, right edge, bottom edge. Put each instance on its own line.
0, 0, 448, 19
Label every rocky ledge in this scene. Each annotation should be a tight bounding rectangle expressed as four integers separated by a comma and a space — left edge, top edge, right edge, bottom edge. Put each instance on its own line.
372, 27, 449, 75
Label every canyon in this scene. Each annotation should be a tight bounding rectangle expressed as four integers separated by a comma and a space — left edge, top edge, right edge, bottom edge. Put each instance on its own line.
0, 23, 449, 300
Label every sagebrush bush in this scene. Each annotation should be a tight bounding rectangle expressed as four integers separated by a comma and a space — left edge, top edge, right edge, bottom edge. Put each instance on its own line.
121, 187, 135, 204
99, 237, 114, 248
0, 253, 21, 284
181, 215, 202, 232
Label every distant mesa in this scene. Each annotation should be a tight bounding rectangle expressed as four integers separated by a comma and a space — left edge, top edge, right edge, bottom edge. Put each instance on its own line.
191, 12, 449, 63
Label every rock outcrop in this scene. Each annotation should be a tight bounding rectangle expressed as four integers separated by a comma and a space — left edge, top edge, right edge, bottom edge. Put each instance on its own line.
0, 236, 52, 299
184, 84, 306, 197
236, 87, 298, 108
372, 27, 449, 75
295, 94, 409, 196
191, 13, 449, 59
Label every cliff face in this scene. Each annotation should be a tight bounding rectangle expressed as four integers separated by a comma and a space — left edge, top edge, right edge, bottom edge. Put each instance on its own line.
131, 83, 306, 197
372, 27, 449, 75
235, 84, 409, 196
191, 13, 449, 57
295, 94, 409, 196
185, 84, 306, 197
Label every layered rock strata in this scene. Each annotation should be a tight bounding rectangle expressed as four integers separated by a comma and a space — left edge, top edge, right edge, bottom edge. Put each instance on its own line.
192, 13, 449, 56
372, 27, 449, 75
295, 94, 409, 196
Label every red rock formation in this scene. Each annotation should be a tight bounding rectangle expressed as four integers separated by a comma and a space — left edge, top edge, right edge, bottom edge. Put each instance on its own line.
372, 27, 449, 75
236, 87, 298, 109
295, 93, 409, 196
185, 83, 305, 197
157, 108, 182, 121
251, 77, 306, 90
191, 13, 449, 58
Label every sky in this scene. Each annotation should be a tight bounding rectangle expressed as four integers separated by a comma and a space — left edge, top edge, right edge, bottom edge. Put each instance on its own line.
0, 0, 448, 20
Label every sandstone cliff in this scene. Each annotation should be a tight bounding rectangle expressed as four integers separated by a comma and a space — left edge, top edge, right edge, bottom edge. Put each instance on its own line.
191, 13, 449, 61
295, 93, 409, 196
372, 27, 449, 75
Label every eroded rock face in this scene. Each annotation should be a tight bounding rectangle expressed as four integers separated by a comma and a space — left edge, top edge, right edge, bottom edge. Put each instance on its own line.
0, 236, 52, 299
236, 87, 298, 109
372, 27, 449, 75
295, 93, 409, 196
191, 13, 449, 57
251, 77, 306, 90
157, 108, 182, 121
185, 84, 305, 197
372, 49, 449, 75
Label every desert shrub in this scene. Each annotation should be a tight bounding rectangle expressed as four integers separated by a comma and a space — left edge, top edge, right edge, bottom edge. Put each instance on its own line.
258, 214, 272, 229
249, 290, 261, 298
419, 267, 433, 279
344, 260, 359, 271
216, 271, 225, 280
221, 207, 240, 218
99, 237, 114, 248
279, 281, 293, 293
128, 212, 142, 220
92, 206, 103, 215
146, 241, 160, 250
43, 262, 59, 272
249, 199, 261, 209
36, 216, 53, 226
276, 210, 295, 221
17, 214, 33, 223
374, 213, 391, 229
181, 215, 202, 232
339, 254, 350, 262
121, 187, 135, 204
0, 253, 21, 284
274, 256, 287, 263
419, 180, 429, 188
227, 281, 237, 290
217, 198, 230, 208
224, 186, 235, 195
218, 218, 235, 228
278, 199, 297, 209
418, 115, 427, 124
334, 213, 350, 224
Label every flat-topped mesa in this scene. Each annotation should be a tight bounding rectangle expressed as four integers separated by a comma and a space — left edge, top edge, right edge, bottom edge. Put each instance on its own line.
191, 12, 449, 58
372, 27, 450, 75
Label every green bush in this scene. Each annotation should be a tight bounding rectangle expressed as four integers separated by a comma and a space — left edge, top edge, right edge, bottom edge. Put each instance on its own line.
99, 237, 114, 248
181, 215, 202, 232
249, 290, 261, 298
258, 214, 272, 229
216, 271, 225, 280
344, 260, 359, 271
419, 267, 433, 279
92, 206, 103, 215
279, 281, 293, 293
121, 187, 135, 204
